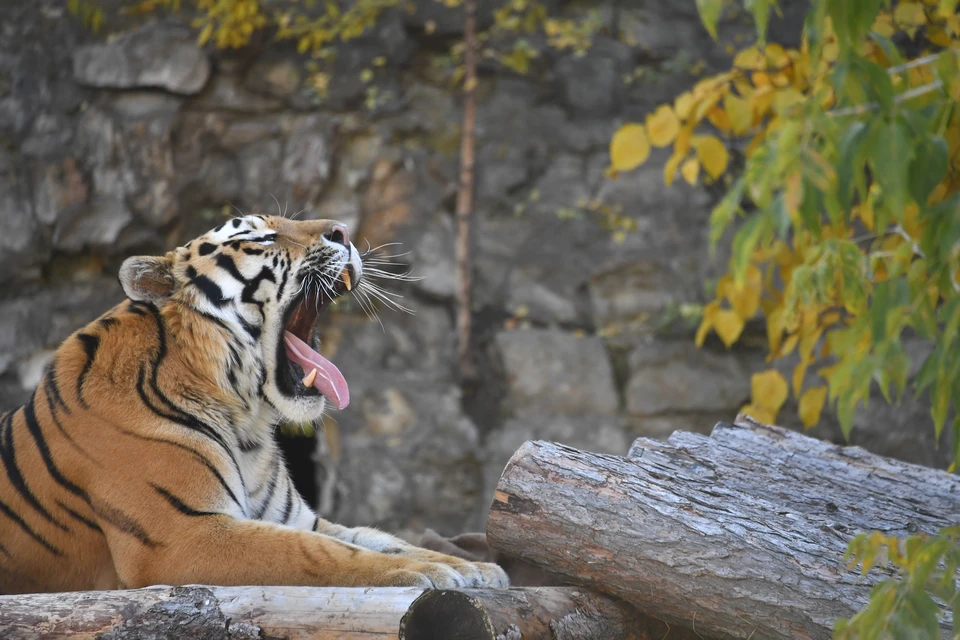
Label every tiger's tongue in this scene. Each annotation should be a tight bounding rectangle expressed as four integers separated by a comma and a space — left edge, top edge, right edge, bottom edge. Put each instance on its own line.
283, 331, 350, 410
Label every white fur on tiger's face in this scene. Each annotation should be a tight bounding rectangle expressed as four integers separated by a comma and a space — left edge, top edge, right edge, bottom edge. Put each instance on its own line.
121, 214, 364, 425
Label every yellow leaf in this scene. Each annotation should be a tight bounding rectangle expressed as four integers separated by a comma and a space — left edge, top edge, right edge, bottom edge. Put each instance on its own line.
774, 87, 805, 114
739, 403, 776, 425
733, 47, 765, 70
198, 23, 214, 46
706, 106, 731, 131
714, 309, 745, 347
725, 93, 753, 135
693, 89, 725, 122
751, 369, 789, 413
792, 357, 809, 396
609, 124, 650, 172
764, 43, 790, 68
692, 135, 729, 179
784, 173, 803, 216
872, 13, 895, 37
674, 92, 695, 120
664, 151, 685, 186
725, 264, 762, 318
750, 84, 776, 116
646, 106, 680, 147
798, 386, 827, 428
799, 327, 822, 361
894, 2, 926, 28
766, 307, 785, 356
681, 157, 700, 185
674, 126, 693, 157
695, 301, 719, 347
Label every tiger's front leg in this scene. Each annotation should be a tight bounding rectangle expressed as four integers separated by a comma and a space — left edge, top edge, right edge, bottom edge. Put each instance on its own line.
283, 498, 508, 588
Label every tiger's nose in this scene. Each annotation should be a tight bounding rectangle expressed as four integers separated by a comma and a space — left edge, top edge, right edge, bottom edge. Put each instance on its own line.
324, 224, 350, 248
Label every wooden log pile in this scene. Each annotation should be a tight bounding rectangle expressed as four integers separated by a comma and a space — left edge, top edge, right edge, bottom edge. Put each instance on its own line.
488, 415, 960, 639
3, 415, 957, 639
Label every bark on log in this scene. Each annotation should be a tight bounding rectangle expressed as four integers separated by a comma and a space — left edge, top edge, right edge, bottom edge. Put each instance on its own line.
0, 585, 424, 639
486, 419, 960, 640
398, 587, 695, 640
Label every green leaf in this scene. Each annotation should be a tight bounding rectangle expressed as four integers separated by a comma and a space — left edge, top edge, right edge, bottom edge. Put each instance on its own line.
868, 32, 904, 67
932, 374, 951, 441
904, 589, 941, 638
730, 213, 768, 283
696, 0, 723, 39
836, 120, 868, 211
745, 0, 770, 44
866, 117, 913, 218
908, 136, 949, 208
860, 58, 895, 114
709, 176, 745, 249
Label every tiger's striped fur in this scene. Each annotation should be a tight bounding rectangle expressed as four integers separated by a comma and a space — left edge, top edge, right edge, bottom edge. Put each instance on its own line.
0, 215, 508, 595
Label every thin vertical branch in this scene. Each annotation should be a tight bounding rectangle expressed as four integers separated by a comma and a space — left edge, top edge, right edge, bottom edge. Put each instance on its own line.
455, 0, 478, 380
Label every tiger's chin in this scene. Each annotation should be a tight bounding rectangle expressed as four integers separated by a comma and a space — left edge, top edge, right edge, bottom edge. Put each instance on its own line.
263, 267, 355, 424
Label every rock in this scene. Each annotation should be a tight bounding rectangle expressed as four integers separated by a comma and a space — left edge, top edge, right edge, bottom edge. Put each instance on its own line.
0, 150, 44, 279
505, 269, 579, 325
192, 74, 285, 113
529, 154, 590, 217
402, 0, 506, 37
19, 113, 74, 158
408, 215, 457, 301
588, 260, 678, 330
245, 56, 302, 99
360, 387, 417, 436
482, 410, 628, 502
623, 340, 750, 417
237, 139, 284, 209
72, 23, 210, 95
493, 328, 619, 416
220, 119, 283, 150
280, 115, 335, 206
31, 157, 90, 226
107, 92, 183, 124
53, 196, 133, 251
476, 142, 531, 203
552, 38, 634, 116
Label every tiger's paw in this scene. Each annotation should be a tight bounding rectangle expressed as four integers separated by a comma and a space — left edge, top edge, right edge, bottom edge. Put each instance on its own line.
384, 560, 509, 588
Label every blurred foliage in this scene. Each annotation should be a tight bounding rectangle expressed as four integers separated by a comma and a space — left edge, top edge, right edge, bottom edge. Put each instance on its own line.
610, 0, 960, 636
610, 0, 960, 456
839, 527, 959, 639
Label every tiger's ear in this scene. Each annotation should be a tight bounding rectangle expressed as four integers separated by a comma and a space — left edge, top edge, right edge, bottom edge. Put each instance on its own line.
119, 254, 176, 306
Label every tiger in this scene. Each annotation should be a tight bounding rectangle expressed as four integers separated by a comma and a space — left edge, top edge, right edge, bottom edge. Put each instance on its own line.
0, 215, 508, 595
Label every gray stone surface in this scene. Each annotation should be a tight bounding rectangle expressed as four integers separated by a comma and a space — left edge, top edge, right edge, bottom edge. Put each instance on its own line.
73, 23, 210, 94
624, 340, 750, 416
494, 329, 619, 416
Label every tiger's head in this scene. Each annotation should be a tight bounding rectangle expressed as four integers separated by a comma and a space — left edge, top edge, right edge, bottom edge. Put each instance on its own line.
117, 215, 362, 424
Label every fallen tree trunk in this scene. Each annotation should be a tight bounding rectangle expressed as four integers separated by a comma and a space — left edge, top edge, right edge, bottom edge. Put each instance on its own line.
486, 416, 960, 640
0, 585, 424, 639
398, 587, 695, 640
0, 585, 679, 640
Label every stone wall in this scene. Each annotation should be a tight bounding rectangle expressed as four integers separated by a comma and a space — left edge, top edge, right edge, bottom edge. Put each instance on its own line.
0, 0, 950, 538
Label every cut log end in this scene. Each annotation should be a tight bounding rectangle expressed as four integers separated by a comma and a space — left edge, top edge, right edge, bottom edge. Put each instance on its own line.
399, 590, 495, 640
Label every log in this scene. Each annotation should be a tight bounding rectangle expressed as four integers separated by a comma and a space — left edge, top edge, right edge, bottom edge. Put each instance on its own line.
398, 587, 695, 640
0, 585, 424, 639
486, 419, 960, 640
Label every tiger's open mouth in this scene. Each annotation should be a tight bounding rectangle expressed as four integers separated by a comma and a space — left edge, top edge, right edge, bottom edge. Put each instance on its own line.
276, 265, 355, 409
